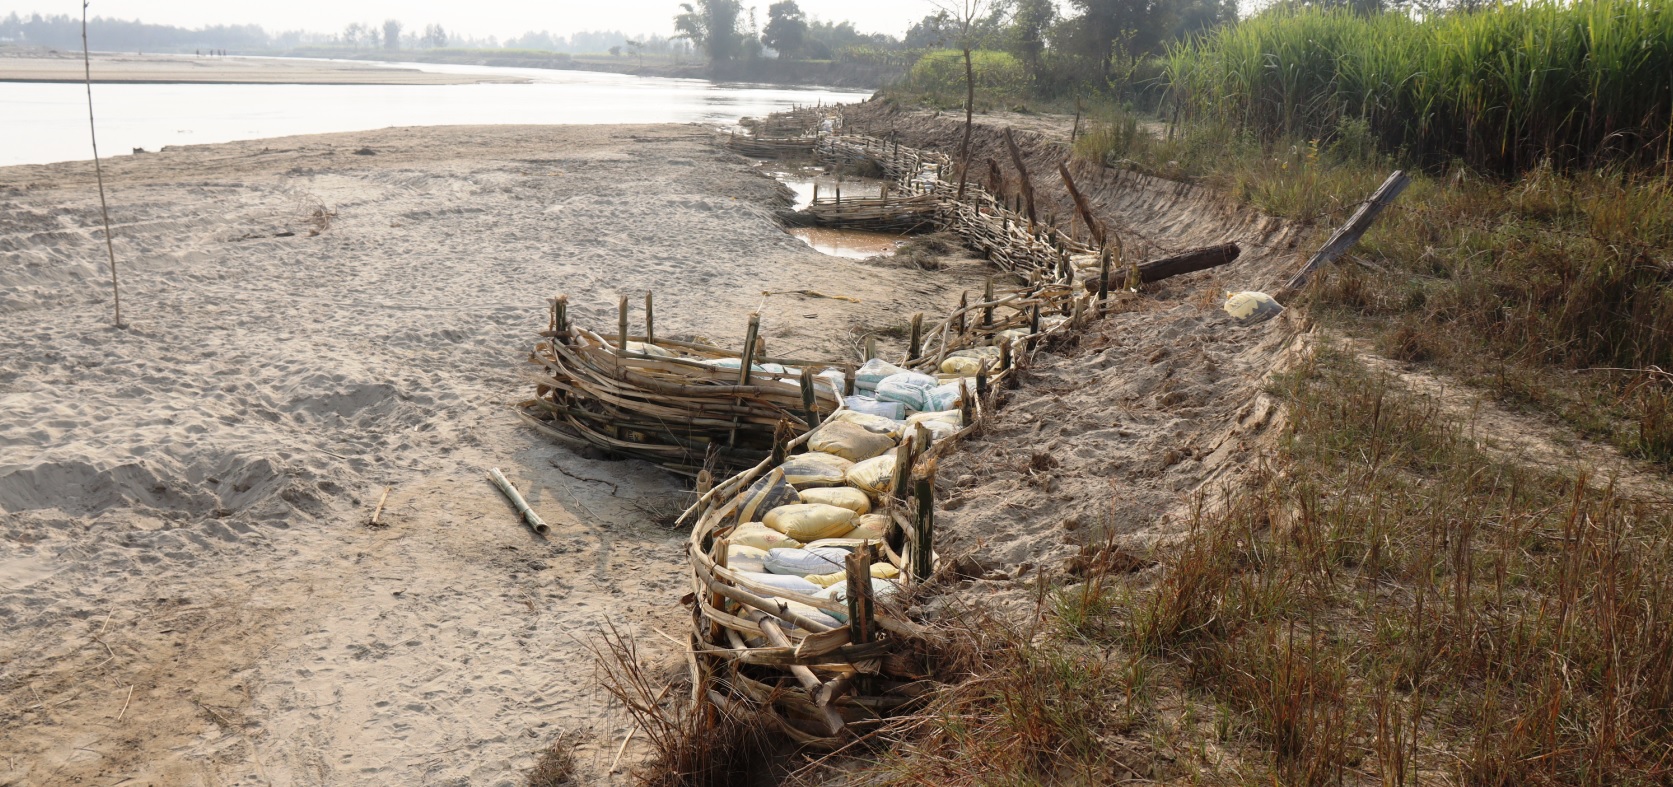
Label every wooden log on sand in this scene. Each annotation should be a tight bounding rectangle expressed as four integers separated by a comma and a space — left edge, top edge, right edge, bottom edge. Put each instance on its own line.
1084, 243, 1243, 291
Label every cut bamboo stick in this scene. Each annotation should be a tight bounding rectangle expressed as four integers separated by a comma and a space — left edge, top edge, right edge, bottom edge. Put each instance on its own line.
488, 468, 549, 535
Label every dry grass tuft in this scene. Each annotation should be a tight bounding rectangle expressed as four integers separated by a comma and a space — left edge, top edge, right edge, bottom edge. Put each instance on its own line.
592, 622, 777, 787
527, 731, 580, 787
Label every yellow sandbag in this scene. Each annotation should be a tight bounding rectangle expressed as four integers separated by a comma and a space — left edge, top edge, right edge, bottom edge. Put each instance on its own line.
779, 452, 853, 488
846, 454, 896, 496
847, 513, 891, 540
1224, 291, 1283, 325
796, 486, 872, 515
735, 468, 800, 524
806, 562, 901, 587
828, 409, 903, 438
763, 503, 858, 542
907, 410, 962, 427
939, 355, 984, 376
811, 420, 897, 462
807, 419, 896, 463
729, 521, 803, 551
807, 537, 884, 550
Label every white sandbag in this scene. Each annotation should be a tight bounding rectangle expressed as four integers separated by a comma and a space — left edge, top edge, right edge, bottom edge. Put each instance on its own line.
724, 543, 770, 573
782, 600, 843, 631
729, 522, 802, 551
807, 420, 896, 463
828, 409, 903, 438
854, 358, 906, 391
763, 503, 858, 541
734, 570, 821, 596
778, 452, 853, 488
924, 378, 976, 412
796, 486, 873, 515
625, 341, 674, 358
843, 395, 905, 420
874, 371, 940, 412
815, 368, 847, 395
764, 546, 849, 576
1224, 291, 1284, 325
816, 578, 904, 620
846, 454, 896, 495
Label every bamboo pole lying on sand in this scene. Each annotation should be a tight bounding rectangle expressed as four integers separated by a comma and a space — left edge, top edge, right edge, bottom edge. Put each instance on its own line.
488, 468, 550, 535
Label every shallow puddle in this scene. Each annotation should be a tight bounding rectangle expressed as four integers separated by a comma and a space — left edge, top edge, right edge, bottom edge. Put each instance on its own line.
788, 227, 901, 259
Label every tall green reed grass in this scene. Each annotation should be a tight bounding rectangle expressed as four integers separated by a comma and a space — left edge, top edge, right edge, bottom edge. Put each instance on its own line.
1166, 1, 1673, 175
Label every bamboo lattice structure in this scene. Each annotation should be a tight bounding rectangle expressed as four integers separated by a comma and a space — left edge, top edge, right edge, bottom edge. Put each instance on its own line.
520, 111, 1140, 745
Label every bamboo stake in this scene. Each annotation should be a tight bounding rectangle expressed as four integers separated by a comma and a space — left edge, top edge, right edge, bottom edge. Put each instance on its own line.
981, 278, 995, 328
81, 1, 122, 329
488, 468, 550, 535
644, 291, 655, 346
907, 313, 923, 361
617, 296, 629, 352
1003, 127, 1036, 225
1097, 246, 1112, 301
369, 486, 390, 526
799, 371, 819, 427
1059, 161, 1105, 248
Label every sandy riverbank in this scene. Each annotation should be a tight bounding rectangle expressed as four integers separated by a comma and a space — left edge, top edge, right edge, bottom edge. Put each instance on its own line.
0, 51, 524, 84
0, 124, 984, 784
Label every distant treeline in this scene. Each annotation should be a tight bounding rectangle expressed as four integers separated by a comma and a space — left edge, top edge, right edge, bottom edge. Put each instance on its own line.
1, 13, 282, 52
0, 12, 687, 57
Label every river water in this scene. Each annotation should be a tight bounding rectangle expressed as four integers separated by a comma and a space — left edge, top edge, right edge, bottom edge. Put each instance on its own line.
0, 59, 871, 167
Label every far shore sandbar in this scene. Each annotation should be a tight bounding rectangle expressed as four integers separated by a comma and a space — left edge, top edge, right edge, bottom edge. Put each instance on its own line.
0, 51, 525, 85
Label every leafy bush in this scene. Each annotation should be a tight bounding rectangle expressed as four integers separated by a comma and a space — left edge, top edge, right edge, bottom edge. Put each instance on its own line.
904, 49, 1029, 109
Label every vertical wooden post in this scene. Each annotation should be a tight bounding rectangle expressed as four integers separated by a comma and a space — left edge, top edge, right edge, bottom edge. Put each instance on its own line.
553, 295, 568, 339
739, 313, 761, 386
911, 462, 936, 584
981, 278, 995, 329
729, 313, 762, 448
711, 536, 730, 641
1097, 245, 1112, 302
799, 371, 820, 427
770, 419, 792, 466
907, 313, 924, 362
812, 183, 819, 204
999, 336, 1012, 373
617, 296, 629, 352
955, 292, 967, 337
845, 544, 876, 646
1027, 303, 1041, 353
976, 360, 990, 400
863, 333, 877, 362
644, 290, 655, 346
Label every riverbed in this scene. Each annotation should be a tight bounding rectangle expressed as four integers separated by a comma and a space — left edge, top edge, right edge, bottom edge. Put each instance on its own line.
0, 53, 871, 166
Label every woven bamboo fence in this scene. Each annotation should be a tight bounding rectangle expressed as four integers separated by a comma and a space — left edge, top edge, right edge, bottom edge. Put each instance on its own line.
519, 112, 1145, 745
678, 276, 1100, 745
518, 296, 845, 477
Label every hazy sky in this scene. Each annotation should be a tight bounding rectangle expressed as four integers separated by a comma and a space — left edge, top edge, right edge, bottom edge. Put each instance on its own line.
2, 1, 939, 39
